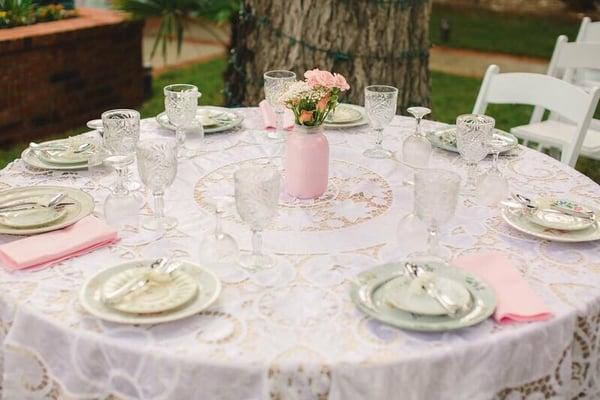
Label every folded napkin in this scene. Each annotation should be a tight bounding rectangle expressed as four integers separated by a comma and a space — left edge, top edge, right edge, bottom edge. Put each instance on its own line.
259, 100, 295, 130
452, 251, 553, 324
0, 216, 118, 270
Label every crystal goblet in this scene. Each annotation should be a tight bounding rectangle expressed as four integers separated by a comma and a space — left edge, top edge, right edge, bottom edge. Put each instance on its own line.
456, 114, 495, 193
198, 196, 240, 265
264, 70, 296, 140
364, 85, 398, 159
234, 166, 281, 271
136, 138, 178, 231
164, 84, 200, 158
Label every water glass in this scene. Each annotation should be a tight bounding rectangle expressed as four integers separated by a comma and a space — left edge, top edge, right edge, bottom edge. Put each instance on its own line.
476, 136, 509, 205
234, 166, 281, 271
402, 106, 432, 168
411, 169, 461, 261
456, 114, 495, 192
137, 138, 178, 230
164, 84, 200, 157
364, 85, 398, 159
264, 70, 296, 140
198, 197, 240, 265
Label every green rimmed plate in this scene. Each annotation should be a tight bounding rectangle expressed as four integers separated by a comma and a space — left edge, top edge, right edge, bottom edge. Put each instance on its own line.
428, 126, 518, 154
156, 106, 243, 133
350, 262, 496, 332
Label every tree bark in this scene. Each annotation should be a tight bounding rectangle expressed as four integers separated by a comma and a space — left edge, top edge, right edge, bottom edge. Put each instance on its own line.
225, 0, 431, 114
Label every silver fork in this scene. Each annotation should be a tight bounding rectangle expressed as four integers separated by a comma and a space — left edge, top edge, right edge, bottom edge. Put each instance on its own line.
403, 262, 461, 316
103, 258, 170, 305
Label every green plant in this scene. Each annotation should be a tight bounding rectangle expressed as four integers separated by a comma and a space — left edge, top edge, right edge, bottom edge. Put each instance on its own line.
0, 0, 35, 27
113, 0, 239, 61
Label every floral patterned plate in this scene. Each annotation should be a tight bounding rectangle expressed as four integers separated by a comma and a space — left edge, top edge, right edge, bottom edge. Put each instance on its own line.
524, 198, 596, 231
350, 262, 496, 332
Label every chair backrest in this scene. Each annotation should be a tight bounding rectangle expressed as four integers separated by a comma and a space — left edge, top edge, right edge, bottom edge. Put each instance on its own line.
473, 65, 600, 167
531, 35, 600, 122
577, 16, 600, 42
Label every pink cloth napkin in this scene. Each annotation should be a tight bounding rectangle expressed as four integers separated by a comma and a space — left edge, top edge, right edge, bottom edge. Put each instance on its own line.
259, 100, 295, 130
0, 215, 118, 270
452, 251, 553, 324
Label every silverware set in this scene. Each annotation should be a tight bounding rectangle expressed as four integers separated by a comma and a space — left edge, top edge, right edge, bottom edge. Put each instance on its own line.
502, 193, 596, 222
0, 192, 74, 214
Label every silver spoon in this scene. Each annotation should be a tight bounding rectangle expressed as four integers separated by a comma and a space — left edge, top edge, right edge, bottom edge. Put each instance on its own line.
404, 262, 461, 316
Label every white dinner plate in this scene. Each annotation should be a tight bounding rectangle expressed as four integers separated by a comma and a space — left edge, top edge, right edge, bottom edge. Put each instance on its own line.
524, 198, 596, 231
103, 266, 198, 314
22, 145, 89, 171
156, 106, 243, 133
326, 104, 363, 124
0, 186, 94, 235
323, 104, 368, 129
501, 205, 600, 242
80, 259, 221, 324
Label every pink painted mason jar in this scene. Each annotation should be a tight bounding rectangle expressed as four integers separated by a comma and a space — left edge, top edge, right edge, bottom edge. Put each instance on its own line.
284, 124, 329, 199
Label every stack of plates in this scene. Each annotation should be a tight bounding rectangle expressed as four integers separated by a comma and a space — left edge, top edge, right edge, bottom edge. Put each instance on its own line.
351, 262, 496, 332
79, 259, 221, 324
156, 106, 244, 134
324, 104, 368, 129
0, 186, 94, 235
21, 138, 96, 171
428, 126, 518, 154
502, 197, 600, 242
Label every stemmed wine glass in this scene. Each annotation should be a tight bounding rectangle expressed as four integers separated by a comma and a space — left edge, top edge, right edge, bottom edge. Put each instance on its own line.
402, 107, 432, 168
198, 196, 240, 265
409, 169, 461, 262
164, 84, 200, 158
264, 70, 296, 140
364, 85, 398, 159
476, 135, 509, 205
234, 166, 281, 271
136, 138, 178, 231
455, 114, 495, 193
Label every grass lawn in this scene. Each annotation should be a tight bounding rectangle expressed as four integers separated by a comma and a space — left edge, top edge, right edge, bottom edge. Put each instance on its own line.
1, 58, 598, 183
430, 4, 581, 58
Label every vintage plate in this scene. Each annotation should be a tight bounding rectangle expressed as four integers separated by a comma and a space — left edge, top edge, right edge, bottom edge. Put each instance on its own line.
0, 206, 67, 229
524, 198, 596, 231
103, 267, 198, 314
156, 106, 243, 133
324, 104, 368, 129
501, 206, 600, 242
35, 145, 94, 166
0, 186, 94, 235
326, 104, 363, 124
351, 262, 496, 332
80, 260, 221, 324
21, 146, 88, 171
381, 274, 472, 316
428, 127, 518, 154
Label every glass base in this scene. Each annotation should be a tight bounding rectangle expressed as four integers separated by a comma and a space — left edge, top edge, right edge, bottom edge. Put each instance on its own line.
178, 146, 197, 159
142, 216, 178, 231
239, 253, 274, 272
406, 249, 450, 264
363, 147, 393, 159
118, 228, 163, 246
267, 130, 284, 140
198, 234, 240, 264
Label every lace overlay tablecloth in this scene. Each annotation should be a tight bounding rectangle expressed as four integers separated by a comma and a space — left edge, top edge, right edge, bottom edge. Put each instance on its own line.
0, 108, 599, 400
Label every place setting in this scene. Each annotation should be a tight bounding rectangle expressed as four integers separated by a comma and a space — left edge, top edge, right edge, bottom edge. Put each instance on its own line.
21, 136, 98, 171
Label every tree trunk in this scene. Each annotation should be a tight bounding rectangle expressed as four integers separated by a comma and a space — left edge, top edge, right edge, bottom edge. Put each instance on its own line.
225, 0, 431, 114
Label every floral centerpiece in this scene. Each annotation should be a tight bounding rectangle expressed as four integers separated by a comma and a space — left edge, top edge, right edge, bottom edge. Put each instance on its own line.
280, 69, 350, 199
281, 69, 350, 126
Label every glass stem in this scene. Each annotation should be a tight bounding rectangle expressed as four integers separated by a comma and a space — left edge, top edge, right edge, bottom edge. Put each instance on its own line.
466, 162, 478, 191
153, 190, 165, 224
114, 167, 128, 195
251, 229, 263, 257
428, 224, 440, 257
214, 209, 223, 238
415, 117, 422, 137
176, 128, 186, 150
275, 110, 284, 139
492, 151, 500, 172
375, 128, 384, 148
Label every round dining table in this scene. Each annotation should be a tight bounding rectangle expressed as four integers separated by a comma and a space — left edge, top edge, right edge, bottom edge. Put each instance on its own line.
0, 108, 599, 400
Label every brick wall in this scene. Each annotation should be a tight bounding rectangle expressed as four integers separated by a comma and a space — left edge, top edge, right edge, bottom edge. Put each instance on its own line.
0, 8, 144, 145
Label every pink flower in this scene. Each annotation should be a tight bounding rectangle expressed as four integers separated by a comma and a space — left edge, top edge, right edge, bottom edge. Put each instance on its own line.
316, 94, 331, 111
333, 73, 350, 91
304, 69, 336, 89
299, 110, 314, 123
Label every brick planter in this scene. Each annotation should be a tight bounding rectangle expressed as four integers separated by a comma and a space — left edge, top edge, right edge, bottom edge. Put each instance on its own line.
0, 8, 144, 145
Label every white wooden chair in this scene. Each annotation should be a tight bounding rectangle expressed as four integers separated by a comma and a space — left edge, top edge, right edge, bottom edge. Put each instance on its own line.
515, 36, 600, 161
473, 65, 600, 167
574, 16, 600, 88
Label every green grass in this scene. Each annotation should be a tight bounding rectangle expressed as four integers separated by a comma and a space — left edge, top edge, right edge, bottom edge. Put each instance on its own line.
1, 59, 598, 183
430, 4, 581, 58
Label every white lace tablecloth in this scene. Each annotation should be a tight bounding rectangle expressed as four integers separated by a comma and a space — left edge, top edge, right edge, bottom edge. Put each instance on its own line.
0, 108, 599, 400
